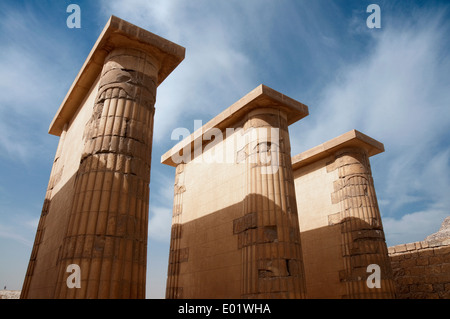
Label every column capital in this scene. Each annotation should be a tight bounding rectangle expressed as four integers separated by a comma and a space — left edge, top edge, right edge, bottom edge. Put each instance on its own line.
161, 84, 309, 167
49, 15, 185, 136
291, 129, 385, 171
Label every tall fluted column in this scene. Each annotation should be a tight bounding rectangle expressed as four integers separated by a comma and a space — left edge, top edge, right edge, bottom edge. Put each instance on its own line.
332, 147, 396, 298
20, 16, 184, 299
21, 124, 68, 299
240, 108, 306, 299
166, 163, 186, 298
53, 48, 158, 299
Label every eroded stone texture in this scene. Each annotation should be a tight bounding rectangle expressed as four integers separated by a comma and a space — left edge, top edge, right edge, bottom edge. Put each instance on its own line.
166, 164, 186, 299
240, 108, 306, 299
389, 235, 450, 299
21, 16, 184, 299
162, 85, 308, 299
425, 216, 450, 246
21, 124, 68, 298
53, 48, 157, 299
329, 148, 396, 298
292, 130, 396, 299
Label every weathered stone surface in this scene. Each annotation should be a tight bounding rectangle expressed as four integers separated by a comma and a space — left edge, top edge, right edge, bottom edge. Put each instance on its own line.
292, 130, 396, 299
388, 229, 450, 300
21, 16, 184, 299
163, 85, 308, 299
425, 216, 450, 246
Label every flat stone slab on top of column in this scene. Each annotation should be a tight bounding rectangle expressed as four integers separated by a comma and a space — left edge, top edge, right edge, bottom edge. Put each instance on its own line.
49, 15, 185, 137
161, 84, 309, 167
291, 129, 395, 299
162, 85, 309, 299
291, 129, 385, 171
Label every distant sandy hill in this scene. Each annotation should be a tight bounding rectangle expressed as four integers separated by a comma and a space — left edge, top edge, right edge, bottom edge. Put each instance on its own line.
0, 290, 21, 299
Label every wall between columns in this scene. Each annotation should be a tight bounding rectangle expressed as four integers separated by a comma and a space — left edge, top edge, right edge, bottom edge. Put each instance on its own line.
167, 125, 247, 298
388, 241, 450, 299
181, 154, 247, 224
53, 76, 101, 196
292, 148, 395, 299
293, 156, 344, 298
23, 76, 100, 298
167, 108, 307, 299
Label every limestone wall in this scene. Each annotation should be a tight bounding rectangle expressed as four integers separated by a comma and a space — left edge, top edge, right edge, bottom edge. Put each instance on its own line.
167, 141, 247, 298
292, 130, 396, 299
293, 156, 344, 298
389, 241, 450, 299
22, 16, 186, 299
21, 77, 100, 298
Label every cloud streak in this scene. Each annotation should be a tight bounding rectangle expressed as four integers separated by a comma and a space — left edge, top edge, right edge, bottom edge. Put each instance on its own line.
0, 3, 85, 163
100, 0, 283, 143
290, 5, 450, 245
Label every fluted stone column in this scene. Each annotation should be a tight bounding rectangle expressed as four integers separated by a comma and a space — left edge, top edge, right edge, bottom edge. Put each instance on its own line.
166, 163, 186, 299
20, 16, 184, 299
53, 48, 159, 299
330, 147, 396, 298
239, 108, 306, 299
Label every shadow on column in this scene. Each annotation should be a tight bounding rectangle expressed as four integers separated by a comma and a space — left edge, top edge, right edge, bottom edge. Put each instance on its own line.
22, 148, 150, 298
166, 193, 306, 299
300, 216, 397, 299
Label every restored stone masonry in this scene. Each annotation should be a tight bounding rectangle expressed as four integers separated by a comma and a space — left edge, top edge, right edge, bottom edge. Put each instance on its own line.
162, 85, 309, 299
21, 16, 185, 299
20, 16, 448, 300
291, 130, 396, 298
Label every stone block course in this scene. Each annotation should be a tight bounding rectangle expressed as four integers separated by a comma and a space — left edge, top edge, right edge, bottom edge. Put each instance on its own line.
19, 13, 449, 300
163, 85, 308, 299
389, 238, 450, 299
21, 16, 184, 299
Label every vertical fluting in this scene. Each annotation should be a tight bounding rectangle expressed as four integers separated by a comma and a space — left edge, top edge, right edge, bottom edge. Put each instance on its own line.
166, 164, 186, 299
53, 48, 159, 299
333, 148, 396, 298
240, 108, 306, 299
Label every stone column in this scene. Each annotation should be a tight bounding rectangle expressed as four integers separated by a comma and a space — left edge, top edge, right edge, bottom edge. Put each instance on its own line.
239, 108, 306, 299
330, 147, 396, 298
20, 16, 184, 299
53, 48, 158, 299
166, 163, 186, 299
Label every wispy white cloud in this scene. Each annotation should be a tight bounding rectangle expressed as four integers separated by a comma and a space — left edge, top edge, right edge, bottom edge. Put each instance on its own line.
0, 223, 33, 247
290, 6, 450, 245
99, 0, 282, 143
147, 206, 172, 243
0, 4, 81, 162
383, 209, 449, 246
0, 124, 28, 160
0, 42, 53, 161
148, 168, 176, 243
99, 0, 280, 247
381, 148, 450, 245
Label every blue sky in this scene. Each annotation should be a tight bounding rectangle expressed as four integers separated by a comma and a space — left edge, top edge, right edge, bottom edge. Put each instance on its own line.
0, 0, 449, 298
